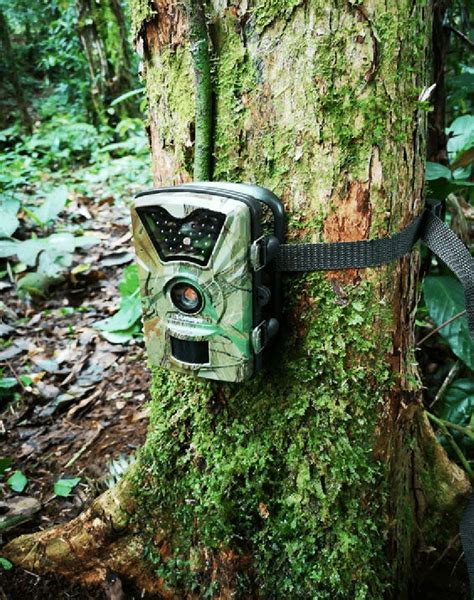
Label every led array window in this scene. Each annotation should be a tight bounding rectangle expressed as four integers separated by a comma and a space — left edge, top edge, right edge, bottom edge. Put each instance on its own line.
137, 206, 226, 265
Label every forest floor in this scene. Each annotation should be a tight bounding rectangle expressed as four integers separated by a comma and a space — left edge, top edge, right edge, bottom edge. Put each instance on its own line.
0, 153, 151, 599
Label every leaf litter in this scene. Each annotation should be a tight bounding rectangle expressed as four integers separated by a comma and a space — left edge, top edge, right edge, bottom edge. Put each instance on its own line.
0, 171, 149, 544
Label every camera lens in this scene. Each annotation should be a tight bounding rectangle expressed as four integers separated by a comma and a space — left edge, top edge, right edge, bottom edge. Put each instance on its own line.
170, 282, 203, 314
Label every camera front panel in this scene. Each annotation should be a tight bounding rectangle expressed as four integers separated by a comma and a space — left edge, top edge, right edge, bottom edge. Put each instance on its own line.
131, 190, 256, 382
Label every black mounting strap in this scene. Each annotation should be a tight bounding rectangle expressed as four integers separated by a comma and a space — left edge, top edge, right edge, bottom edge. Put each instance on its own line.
461, 496, 474, 600
275, 207, 474, 338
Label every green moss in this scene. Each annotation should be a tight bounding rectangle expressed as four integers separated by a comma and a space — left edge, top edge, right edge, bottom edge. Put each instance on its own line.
212, 13, 258, 181
128, 0, 155, 40
132, 276, 393, 598
145, 46, 195, 177
252, 0, 305, 33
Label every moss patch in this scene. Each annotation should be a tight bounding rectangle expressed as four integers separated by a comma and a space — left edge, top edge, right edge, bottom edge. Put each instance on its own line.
132, 276, 393, 598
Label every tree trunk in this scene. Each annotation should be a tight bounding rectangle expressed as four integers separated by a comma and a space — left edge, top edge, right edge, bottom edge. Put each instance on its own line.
0, 8, 32, 133
5, 1, 471, 598
75, 0, 135, 121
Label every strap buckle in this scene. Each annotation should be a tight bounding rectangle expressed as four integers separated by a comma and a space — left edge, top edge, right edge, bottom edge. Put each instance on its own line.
251, 321, 267, 354
251, 318, 280, 354
250, 235, 280, 272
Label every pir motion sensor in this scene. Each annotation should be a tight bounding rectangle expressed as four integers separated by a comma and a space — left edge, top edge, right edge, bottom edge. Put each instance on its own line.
131, 182, 474, 383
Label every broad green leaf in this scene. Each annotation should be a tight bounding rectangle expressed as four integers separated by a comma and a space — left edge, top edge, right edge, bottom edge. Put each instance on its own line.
0, 197, 20, 238
447, 115, 474, 159
15, 239, 48, 265
0, 457, 13, 476
0, 557, 12, 570
423, 275, 474, 369
20, 375, 32, 386
0, 377, 17, 389
0, 240, 20, 258
99, 321, 142, 344
54, 477, 81, 497
95, 295, 141, 333
0, 234, 99, 275
425, 162, 452, 181
7, 470, 27, 493
439, 379, 474, 426
32, 186, 69, 225
118, 264, 139, 297
17, 272, 59, 298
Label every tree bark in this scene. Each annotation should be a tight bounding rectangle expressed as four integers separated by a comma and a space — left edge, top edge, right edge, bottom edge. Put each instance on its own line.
75, 0, 135, 121
4, 1, 471, 598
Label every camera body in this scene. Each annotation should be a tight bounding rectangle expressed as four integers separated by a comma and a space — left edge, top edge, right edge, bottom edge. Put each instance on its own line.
131, 183, 284, 382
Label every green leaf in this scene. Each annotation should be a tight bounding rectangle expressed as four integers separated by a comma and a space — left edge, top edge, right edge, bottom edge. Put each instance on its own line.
447, 115, 474, 159
94, 264, 142, 341
0, 196, 20, 238
118, 264, 139, 297
54, 477, 81, 497
0, 377, 17, 389
439, 379, 474, 426
7, 470, 27, 493
31, 186, 69, 225
0, 240, 20, 259
110, 88, 145, 107
425, 162, 452, 181
17, 272, 59, 298
0, 234, 99, 278
423, 275, 474, 369
95, 295, 142, 333
0, 557, 13, 570
0, 457, 13, 477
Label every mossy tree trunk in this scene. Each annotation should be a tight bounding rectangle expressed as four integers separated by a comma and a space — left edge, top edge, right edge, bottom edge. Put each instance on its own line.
75, 0, 135, 121
5, 1, 471, 598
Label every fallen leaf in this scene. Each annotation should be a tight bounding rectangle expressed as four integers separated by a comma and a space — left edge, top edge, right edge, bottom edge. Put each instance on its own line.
0, 322, 14, 337
36, 382, 61, 400
0, 496, 41, 532
0, 345, 24, 361
100, 252, 134, 267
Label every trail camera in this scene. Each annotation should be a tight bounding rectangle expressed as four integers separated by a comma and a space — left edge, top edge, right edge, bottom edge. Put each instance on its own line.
131, 183, 285, 382
132, 183, 474, 383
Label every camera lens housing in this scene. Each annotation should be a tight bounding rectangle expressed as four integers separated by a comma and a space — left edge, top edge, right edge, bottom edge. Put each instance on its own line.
170, 281, 203, 314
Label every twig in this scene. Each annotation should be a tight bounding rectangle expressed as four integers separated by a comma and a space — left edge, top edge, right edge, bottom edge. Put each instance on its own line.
446, 25, 474, 51
6, 361, 26, 392
429, 360, 460, 408
418, 310, 466, 346
64, 425, 104, 469
427, 533, 460, 572
61, 350, 91, 386
427, 411, 474, 439
426, 412, 474, 477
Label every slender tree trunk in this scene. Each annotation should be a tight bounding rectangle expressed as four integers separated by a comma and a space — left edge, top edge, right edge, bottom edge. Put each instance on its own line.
0, 8, 32, 133
5, 2, 471, 598
75, 0, 135, 121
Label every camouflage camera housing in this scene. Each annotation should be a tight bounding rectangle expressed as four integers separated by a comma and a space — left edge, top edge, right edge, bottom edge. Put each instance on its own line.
131, 183, 284, 382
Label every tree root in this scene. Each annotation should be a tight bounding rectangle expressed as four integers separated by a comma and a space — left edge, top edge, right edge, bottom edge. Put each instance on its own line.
3, 476, 171, 596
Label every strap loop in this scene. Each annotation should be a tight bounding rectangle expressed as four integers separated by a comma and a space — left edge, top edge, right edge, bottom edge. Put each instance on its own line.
275, 213, 425, 272
274, 207, 474, 339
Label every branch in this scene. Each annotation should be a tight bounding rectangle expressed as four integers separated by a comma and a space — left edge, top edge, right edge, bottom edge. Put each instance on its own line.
446, 25, 474, 51
417, 310, 466, 346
